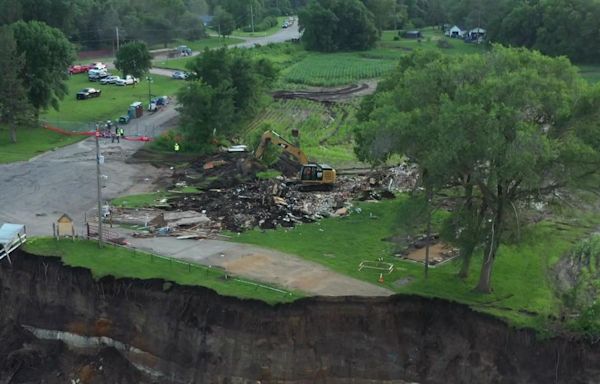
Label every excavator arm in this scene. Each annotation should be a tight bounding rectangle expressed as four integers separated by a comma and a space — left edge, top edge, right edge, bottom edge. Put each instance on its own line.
255, 130, 309, 165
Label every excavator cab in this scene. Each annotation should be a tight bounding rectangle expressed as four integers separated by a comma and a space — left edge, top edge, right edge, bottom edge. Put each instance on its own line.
300, 164, 336, 185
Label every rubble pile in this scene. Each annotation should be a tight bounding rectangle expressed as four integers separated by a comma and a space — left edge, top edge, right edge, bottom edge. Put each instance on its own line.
117, 150, 422, 235
168, 180, 354, 232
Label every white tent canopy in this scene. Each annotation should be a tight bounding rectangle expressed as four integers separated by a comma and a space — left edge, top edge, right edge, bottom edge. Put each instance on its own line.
0, 223, 27, 262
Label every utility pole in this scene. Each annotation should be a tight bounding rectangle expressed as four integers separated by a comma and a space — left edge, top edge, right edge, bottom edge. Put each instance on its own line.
116, 27, 120, 52
250, 2, 255, 33
95, 126, 104, 248
146, 76, 153, 107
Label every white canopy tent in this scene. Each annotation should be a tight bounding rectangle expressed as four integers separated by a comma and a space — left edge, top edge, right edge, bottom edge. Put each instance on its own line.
0, 223, 27, 263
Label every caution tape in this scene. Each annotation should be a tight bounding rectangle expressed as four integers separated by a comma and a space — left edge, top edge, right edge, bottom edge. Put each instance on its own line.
43, 123, 153, 141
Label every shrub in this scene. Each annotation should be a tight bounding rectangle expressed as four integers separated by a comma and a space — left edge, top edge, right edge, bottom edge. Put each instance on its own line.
437, 39, 451, 49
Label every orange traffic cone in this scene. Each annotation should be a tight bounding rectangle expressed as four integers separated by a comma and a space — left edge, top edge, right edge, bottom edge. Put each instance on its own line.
378, 273, 384, 283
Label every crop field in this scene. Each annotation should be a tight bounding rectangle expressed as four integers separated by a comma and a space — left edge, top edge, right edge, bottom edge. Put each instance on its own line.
282, 53, 397, 86
245, 99, 359, 166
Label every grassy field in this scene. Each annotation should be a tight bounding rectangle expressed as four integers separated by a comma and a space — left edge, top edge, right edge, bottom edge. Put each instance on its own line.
42, 74, 183, 124
23, 238, 300, 304
111, 192, 171, 209
232, 195, 598, 330
578, 65, 600, 83
212, 17, 289, 38
152, 36, 244, 69
150, 36, 244, 51
0, 125, 85, 164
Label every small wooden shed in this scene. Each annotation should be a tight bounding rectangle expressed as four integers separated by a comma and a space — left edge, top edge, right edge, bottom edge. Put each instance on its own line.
56, 214, 74, 237
403, 30, 422, 39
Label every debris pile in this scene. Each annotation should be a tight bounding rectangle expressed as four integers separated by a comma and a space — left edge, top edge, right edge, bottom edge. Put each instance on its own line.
167, 180, 354, 232
117, 150, 421, 235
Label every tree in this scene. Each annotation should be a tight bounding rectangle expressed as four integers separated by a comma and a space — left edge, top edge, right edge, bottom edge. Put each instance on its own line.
177, 81, 236, 147
299, 0, 377, 52
212, 7, 235, 37
0, 26, 31, 143
363, 0, 396, 31
10, 20, 74, 119
115, 41, 152, 80
177, 48, 277, 149
355, 47, 600, 293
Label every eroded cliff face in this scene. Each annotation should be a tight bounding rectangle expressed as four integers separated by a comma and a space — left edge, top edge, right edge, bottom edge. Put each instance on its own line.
1, 250, 599, 384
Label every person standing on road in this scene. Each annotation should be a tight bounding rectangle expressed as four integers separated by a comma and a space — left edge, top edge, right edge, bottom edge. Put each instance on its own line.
119, 127, 124, 138
174, 142, 180, 152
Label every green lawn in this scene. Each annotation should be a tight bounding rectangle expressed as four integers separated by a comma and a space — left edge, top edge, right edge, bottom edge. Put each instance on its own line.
0, 125, 85, 164
578, 64, 600, 84
42, 74, 184, 125
24, 238, 300, 304
150, 36, 244, 51
152, 36, 244, 70
216, 17, 289, 38
233, 195, 598, 330
111, 192, 171, 209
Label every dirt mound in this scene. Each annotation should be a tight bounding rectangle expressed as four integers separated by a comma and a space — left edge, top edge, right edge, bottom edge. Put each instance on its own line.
272, 83, 371, 102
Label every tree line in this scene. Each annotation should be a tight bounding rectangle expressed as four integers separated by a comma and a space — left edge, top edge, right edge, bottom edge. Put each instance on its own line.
0, 0, 306, 50
297, 0, 600, 62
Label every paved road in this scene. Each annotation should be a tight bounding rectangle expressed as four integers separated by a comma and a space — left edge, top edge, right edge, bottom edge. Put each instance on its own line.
126, 236, 393, 297
0, 104, 179, 235
149, 21, 301, 77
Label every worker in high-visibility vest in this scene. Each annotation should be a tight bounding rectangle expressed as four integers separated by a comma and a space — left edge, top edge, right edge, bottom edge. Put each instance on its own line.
174, 142, 180, 152
119, 127, 124, 138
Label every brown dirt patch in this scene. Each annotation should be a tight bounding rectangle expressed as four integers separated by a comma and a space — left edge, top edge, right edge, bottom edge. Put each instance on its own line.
403, 243, 458, 266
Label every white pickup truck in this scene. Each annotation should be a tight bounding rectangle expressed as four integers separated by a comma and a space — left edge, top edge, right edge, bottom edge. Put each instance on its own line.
115, 75, 139, 86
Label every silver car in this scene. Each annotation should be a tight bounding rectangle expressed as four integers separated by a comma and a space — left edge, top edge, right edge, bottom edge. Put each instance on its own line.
100, 75, 120, 85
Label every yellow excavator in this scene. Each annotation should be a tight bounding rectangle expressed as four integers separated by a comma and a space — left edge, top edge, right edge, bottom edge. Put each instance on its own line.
254, 130, 336, 190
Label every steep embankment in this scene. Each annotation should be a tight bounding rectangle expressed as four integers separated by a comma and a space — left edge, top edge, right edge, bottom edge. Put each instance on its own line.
1, 250, 599, 383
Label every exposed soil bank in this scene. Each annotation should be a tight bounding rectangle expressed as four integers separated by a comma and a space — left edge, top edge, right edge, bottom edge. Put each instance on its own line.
1, 250, 599, 383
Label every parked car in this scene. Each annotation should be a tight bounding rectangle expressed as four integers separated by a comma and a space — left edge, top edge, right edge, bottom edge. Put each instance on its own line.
118, 115, 130, 124
115, 75, 139, 86
176, 45, 192, 56
100, 75, 121, 85
76, 88, 101, 100
282, 22, 288, 28
171, 71, 188, 80
88, 69, 109, 81
90, 62, 107, 70
68, 64, 91, 74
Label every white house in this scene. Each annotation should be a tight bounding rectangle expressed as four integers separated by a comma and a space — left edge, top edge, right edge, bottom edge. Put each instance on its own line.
445, 25, 465, 38
468, 27, 486, 40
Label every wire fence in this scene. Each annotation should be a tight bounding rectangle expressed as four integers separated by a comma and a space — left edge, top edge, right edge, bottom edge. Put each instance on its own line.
42, 118, 165, 138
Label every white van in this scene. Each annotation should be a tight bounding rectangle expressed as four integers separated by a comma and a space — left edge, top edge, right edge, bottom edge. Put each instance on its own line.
90, 62, 107, 70
88, 69, 108, 81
